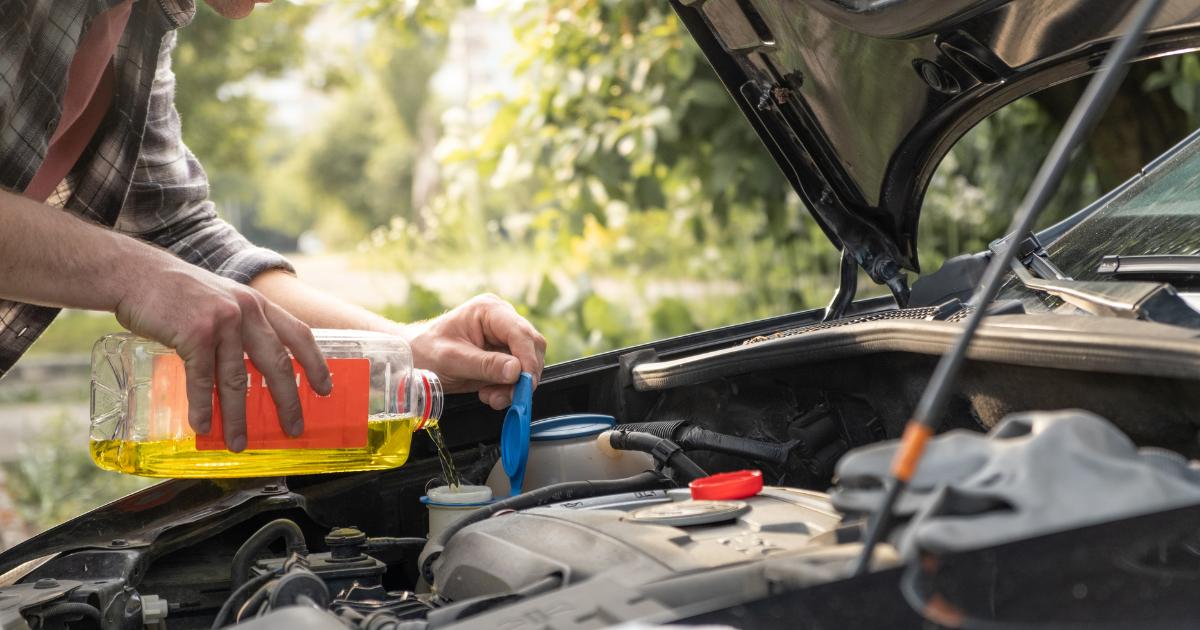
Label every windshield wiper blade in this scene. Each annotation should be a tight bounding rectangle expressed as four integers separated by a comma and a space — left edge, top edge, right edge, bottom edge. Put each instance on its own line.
1097, 254, 1200, 277
1010, 259, 1200, 326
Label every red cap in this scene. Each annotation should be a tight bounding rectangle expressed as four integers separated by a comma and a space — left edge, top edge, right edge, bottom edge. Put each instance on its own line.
689, 469, 763, 501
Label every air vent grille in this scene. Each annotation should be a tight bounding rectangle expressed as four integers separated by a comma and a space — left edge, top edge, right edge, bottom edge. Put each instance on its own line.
744, 305, 975, 345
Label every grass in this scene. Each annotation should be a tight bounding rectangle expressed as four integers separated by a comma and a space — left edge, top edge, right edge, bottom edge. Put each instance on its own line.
1, 411, 154, 531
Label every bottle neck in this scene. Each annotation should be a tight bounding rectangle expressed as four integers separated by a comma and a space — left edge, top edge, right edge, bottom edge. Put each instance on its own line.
408, 369, 444, 431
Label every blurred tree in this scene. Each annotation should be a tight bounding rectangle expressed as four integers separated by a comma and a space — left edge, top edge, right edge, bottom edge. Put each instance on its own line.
3, 413, 152, 530
172, 2, 316, 248
253, 12, 449, 245
173, 3, 314, 174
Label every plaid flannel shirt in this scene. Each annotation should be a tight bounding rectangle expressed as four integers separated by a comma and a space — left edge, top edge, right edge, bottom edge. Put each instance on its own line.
0, 0, 294, 378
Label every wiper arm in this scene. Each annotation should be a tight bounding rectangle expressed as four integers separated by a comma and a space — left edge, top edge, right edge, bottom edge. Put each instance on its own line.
1097, 254, 1200, 277
1010, 259, 1200, 327
989, 233, 1070, 281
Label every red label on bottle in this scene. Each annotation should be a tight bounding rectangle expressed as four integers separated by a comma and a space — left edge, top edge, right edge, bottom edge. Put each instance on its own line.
196, 357, 370, 451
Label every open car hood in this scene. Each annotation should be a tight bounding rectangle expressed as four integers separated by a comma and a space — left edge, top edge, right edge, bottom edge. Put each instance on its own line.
670, 0, 1200, 294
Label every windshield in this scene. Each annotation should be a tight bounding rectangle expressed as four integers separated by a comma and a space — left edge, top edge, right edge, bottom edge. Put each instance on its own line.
1040, 131, 1200, 278
998, 130, 1200, 307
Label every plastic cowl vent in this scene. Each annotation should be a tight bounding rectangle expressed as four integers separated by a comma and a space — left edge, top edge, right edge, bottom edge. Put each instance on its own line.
830, 410, 1200, 557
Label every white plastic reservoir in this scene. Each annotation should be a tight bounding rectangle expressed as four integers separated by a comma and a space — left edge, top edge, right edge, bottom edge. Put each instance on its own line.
486, 414, 655, 497
421, 485, 493, 539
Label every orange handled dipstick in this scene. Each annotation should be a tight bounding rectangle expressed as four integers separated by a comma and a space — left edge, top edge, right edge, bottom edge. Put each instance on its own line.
850, 0, 1166, 578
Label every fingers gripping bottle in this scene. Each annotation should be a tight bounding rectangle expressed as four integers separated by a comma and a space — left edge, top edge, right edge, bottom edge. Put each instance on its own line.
89, 329, 443, 478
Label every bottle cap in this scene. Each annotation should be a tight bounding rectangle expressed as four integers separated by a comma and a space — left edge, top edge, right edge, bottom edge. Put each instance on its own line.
500, 372, 534, 496
530, 414, 615, 441
421, 485, 494, 507
689, 469, 764, 501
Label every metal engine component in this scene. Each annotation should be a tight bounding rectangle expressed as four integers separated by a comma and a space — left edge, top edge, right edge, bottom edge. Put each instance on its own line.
248, 527, 430, 623
266, 569, 329, 610
432, 486, 844, 603
254, 527, 385, 600
0, 578, 145, 630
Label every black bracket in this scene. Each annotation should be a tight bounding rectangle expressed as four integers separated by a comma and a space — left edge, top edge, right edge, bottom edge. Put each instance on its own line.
823, 249, 859, 321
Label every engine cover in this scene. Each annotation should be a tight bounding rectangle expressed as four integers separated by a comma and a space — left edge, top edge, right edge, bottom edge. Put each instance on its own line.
432, 486, 843, 601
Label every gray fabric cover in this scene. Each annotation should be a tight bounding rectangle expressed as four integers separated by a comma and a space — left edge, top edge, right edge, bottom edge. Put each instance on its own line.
830, 410, 1200, 556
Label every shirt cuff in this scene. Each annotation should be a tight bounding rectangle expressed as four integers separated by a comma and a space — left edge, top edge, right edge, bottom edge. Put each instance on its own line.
212, 246, 296, 285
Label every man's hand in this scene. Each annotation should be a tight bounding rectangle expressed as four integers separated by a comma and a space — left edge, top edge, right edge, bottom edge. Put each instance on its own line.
250, 274, 548, 412
116, 262, 331, 452
404, 294, 547, 410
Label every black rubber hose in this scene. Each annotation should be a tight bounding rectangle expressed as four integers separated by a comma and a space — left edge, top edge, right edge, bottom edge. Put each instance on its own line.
605, 430, 708, 481
615, 420, 687, 440
419, 470, 672, 584
231, 519, 308, 589
615, 421, 796, 465
36, 603, 101, 623
365, 537, 427, 552
791, 415, 839, 458
212, 570, 279, 630
808, 439, 848, 480
235, 583, 272, 623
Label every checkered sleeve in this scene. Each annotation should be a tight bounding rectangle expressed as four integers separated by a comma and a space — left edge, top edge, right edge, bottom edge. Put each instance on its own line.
115, 31, 294, 284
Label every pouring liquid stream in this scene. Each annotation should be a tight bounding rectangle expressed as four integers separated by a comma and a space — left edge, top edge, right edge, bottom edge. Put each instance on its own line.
424, 422, 461, 489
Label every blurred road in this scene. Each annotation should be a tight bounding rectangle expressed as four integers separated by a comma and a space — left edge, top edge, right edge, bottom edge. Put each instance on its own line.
290, 253, 739, 311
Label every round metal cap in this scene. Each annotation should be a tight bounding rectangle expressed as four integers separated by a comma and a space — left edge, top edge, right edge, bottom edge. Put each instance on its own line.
627, 500, 749, 527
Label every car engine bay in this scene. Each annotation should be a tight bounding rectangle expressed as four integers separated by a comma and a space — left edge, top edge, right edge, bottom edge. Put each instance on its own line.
1, 303, 1200, 629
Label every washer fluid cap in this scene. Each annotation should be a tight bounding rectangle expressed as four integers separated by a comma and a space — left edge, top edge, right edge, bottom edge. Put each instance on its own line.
500, 372, 534, 496
422, 485, 493, 507
531, 414, 615, 441
689, 469, 764, 501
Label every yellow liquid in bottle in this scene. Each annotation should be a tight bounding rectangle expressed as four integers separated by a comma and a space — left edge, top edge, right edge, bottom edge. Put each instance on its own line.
89, 415, 418, 478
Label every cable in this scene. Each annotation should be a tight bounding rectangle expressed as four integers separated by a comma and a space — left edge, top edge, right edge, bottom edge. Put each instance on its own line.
231, 519, 308, 589
35, 603, 101, 624
852, 0, 1168, 577
365, 537, 427, 553
614, 421, 796, 466
235, 581, 273, 623
211, 569, 280, 630
604, 430, 708, 481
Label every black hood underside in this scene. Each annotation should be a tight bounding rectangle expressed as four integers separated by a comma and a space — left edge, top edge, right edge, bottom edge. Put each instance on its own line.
671, 0, 1200, 290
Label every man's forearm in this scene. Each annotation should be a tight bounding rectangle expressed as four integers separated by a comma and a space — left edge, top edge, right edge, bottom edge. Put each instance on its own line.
249, 269, 417, 339
0, 189, 167, 310
0, 187, 410, 336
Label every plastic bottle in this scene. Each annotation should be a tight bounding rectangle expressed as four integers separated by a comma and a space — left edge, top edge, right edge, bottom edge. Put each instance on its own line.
89, 329, 443, 478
